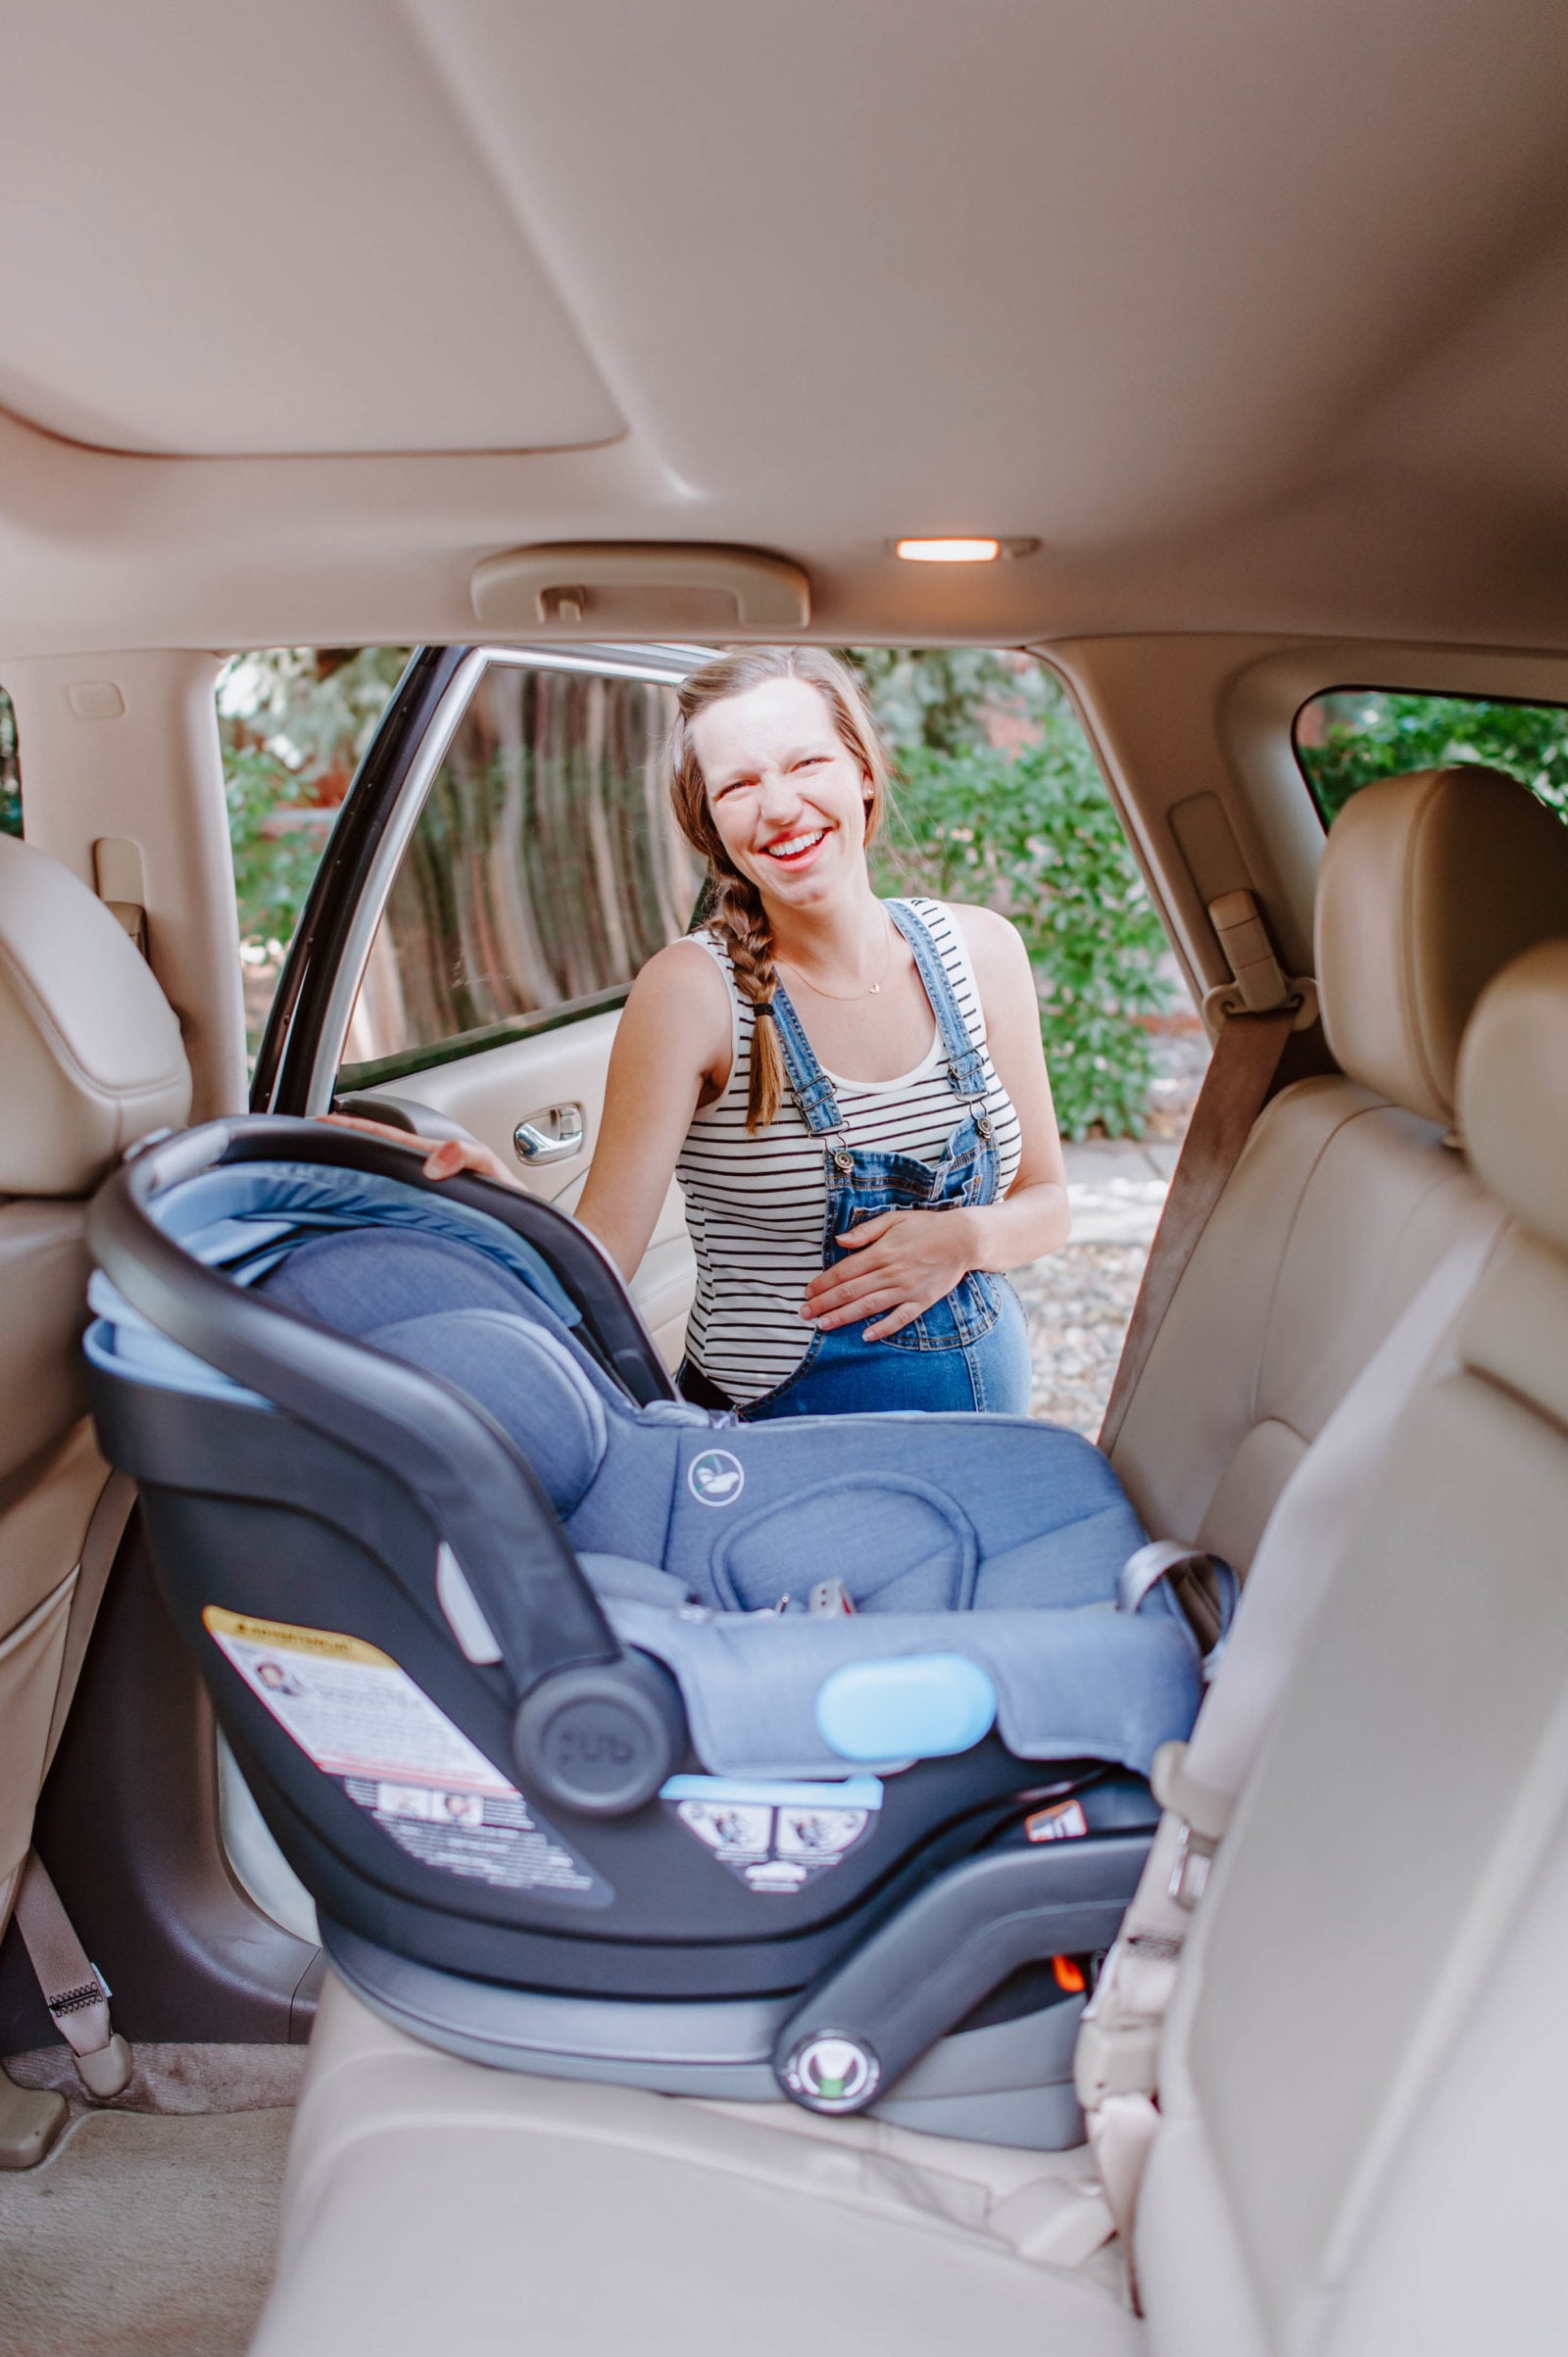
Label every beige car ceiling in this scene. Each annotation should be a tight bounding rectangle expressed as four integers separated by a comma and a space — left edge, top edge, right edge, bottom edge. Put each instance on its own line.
1, 0, 1567, 654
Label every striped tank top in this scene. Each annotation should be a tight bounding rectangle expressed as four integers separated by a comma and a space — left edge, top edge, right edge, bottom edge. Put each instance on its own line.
676, 898, 1024, 1405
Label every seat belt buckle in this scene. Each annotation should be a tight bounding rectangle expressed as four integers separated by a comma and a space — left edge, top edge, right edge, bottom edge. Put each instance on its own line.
1075, 2008, 1163, 2112
1073, 1936, 1173, 2111
808, 1579, 855, 1617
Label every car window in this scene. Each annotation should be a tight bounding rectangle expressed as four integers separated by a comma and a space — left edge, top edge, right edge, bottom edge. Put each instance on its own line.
1294, 688, 1568, 830
0, 684, 20, 837
338, 658, 699, 1090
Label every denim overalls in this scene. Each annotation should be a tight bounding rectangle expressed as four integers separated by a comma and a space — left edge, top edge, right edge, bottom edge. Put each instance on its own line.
737, 901, 1033, 1421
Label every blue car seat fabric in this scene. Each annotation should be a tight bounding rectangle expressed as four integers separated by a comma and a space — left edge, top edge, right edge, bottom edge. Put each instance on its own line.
85, 1160, 1209, 1784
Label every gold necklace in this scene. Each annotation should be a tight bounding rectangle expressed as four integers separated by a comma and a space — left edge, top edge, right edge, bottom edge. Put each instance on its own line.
777, 912, 896, 1002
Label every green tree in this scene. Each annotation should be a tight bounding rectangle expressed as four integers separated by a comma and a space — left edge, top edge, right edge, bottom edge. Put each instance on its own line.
1298, 691, 1568, 827
860, 653, 1171, 1139
218, 647, 412, 950
224, 744, 331, 951
854, 647, 1055, 756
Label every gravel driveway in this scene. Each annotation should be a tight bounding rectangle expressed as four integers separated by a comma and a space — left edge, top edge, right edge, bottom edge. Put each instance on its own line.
1012, 1020, 1206, 1436
1011, 1141, 1172, 1436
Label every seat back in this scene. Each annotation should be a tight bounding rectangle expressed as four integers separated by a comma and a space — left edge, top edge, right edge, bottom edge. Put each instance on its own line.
1110, 765, 1568, 1568
0, 833, 189, 1921
1139, 938, 1568, 2356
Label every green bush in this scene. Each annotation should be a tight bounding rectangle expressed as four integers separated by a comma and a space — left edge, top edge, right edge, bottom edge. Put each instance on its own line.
1297, 691, 1568, 828
219, 647, 414, 954
224, 744, 332, 952
872, 731, 1171, 1140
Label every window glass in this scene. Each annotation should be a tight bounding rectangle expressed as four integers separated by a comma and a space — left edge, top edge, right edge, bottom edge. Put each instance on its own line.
339, 661, 698, 1088
0, 685, 20, 837
1295, 689, 1568, 831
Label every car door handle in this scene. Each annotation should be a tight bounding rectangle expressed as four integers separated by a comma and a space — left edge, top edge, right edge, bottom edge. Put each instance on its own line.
514, 1103, 586, 1165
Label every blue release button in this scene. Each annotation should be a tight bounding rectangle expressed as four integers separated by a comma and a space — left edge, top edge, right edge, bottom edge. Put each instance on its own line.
814, 1653, 998, 1763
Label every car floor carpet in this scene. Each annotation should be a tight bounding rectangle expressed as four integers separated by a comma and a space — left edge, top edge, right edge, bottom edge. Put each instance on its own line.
0, 2095, 295, 2357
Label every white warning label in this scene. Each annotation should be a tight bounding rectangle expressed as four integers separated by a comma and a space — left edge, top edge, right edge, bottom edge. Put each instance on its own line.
204, 1606, 609, 1905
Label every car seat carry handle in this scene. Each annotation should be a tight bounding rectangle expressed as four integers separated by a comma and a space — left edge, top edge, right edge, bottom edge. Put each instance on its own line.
89, 1121, 622, 1698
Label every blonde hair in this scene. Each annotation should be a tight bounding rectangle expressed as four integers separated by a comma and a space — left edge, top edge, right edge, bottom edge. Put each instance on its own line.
669, 649, 892, 1133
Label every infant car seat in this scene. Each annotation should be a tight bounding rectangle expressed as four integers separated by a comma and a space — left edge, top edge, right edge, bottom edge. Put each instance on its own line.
85, 1117, 1231, 2148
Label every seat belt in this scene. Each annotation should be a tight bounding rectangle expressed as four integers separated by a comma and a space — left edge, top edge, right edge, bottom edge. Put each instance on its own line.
8, 1471, 139, 2105
1076, 1210, 1505, 2261
11, 1850, 132, 2098
1099, 892, 1306, 1456
43, 1469, 136, 1776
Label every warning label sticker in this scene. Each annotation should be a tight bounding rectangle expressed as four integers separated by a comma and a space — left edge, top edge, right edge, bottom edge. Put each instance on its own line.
662, 1774, 882, 1896
204, 1606, 609, 1906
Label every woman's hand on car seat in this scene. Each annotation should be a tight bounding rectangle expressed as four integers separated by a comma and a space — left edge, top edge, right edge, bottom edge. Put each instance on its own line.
321, 1112, 521, 1192
802, 1206, 983, 1341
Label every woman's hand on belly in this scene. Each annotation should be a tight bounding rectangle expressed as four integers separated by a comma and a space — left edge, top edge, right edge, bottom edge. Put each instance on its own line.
801, 1206, 982, 1341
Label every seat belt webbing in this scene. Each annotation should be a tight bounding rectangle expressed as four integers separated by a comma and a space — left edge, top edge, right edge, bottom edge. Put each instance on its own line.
42, 1469, 136, 1778
1076, 1210, 1506, 2249
11, 1850, 132, 2098
10, 1475, 139, 2103
1098, 1005, 1296, 1455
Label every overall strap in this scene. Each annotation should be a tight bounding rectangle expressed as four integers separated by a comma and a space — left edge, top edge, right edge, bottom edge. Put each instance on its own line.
887, 901, 987, 1101
764, 981, 846, 1140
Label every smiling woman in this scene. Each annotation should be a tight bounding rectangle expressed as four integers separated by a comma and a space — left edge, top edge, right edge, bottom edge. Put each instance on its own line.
565, 647, 1072, 1419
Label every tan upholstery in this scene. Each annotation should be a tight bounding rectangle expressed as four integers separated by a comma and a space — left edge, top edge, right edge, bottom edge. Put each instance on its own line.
0, 832, 189, 1197
1138, 945, 1568, 2354
1455, 937, 1568, 1258
0, 833, 191, 1912
253, 1976, 1139, 2357
1314, 764, 1568, 1132
251, 839, 1568, 2357
1109, 768, 1568, 1569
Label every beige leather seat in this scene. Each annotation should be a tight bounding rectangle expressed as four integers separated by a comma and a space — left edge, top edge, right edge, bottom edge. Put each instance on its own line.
249, 943, 1568, 2357
1110, 764, 1568, 1569
0, 833, 190, 1936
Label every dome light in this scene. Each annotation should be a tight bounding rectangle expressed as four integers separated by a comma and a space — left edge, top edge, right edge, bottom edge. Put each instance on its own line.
895, 537, 1002, 563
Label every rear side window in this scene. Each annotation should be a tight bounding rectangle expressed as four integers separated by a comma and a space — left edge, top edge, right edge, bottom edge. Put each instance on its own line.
339, 660, 699, 1088
0, 686, 20, 837
1295, 690, 1568, 830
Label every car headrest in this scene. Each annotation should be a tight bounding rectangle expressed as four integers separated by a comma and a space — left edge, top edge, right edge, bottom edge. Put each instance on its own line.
1457, 938, 1568, 1257
1314, 766, 1568, 1130
0, 832, 191, 1197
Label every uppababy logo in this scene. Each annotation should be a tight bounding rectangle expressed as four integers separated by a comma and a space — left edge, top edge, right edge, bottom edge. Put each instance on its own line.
781, 2031, 880, 2114
688, 1448, 745, 1506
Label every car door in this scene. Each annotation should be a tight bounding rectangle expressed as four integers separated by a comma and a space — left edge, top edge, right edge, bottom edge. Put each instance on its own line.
252, 643, 704, 1365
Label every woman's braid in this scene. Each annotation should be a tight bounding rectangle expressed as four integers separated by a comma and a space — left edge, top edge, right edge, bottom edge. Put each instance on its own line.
708, 870, 786, 1134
